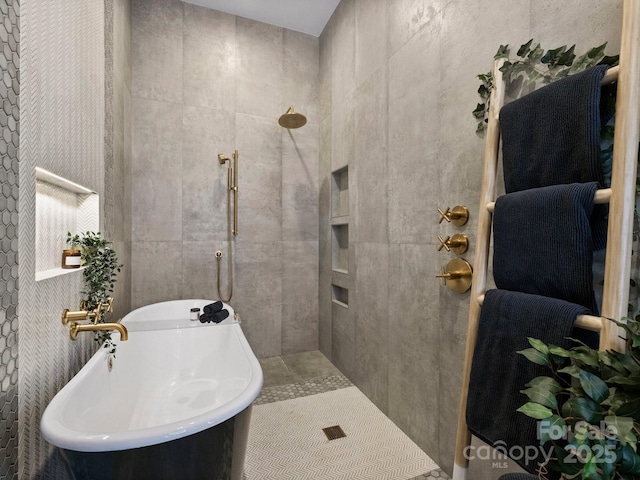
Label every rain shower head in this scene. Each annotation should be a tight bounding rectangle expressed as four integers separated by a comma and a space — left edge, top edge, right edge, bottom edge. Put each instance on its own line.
278, 106, 307, 129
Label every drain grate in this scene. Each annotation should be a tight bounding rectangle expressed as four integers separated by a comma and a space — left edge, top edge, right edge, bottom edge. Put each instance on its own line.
322, 425, 347, 441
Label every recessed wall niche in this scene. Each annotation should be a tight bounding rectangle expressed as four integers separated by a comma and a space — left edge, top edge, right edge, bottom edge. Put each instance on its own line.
35, 167, 99, 281
331, 166, 348, 219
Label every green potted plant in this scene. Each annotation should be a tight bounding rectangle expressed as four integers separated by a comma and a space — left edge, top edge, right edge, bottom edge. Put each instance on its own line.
67, 231, 123, 356
517, 317, 640, 479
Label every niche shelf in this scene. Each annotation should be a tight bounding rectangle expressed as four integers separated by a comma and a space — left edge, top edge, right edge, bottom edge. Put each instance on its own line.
330, 165, 349, 275
332, 285, 349, 309
331, 166, 349, 219
331, 224, 348, 273
35, 167, 99, 281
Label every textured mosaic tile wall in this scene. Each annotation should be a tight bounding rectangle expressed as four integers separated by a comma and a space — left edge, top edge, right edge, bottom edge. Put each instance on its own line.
19, 0, 104, 477
0, 0, 19, 477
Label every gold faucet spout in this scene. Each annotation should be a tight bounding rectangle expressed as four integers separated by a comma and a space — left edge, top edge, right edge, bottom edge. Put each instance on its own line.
69, 322, 129, 341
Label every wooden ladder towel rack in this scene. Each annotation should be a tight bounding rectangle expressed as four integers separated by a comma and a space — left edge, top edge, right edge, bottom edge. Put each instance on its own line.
452, 1, 640, 479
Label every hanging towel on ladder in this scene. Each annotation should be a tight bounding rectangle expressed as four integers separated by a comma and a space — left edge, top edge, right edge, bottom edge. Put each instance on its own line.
466, 289, 595, 476
499, 64, 615, 249
492, 182, 600, 314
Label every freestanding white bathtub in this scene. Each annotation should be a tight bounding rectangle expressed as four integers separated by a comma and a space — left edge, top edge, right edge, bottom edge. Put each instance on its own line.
40, 299, 263, 480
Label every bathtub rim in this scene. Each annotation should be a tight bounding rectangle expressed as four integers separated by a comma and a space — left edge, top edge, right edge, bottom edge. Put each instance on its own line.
40, 310, 263, 452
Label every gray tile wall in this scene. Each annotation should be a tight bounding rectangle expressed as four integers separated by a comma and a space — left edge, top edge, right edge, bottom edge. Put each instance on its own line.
130, 0, 320, 358
0, 0, 19, 477
319, 0, 624, 478
105, 0, 132, 321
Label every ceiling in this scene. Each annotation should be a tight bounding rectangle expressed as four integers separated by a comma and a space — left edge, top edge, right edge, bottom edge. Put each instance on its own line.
182, 0, 341, 37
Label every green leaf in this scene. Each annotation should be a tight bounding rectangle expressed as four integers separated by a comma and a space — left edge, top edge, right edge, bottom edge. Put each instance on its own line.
579, 369, 610, 404
608, 375, 640, 391
517, 347, 549, 366
527, 337, 549, 354
614, 398, 640, 421
548, 345, 572, 358
498, 60, 512, 73
527, 43, 544, 62
557, 44, 576, 66
517, 402, 554, 419
517, 39, 533, 57
554, 445, 583, 475
562, 397, 603, 424
582, 456, 605, 480
604, 415, 634, 445
521, 386, 558, 410
599, 54, 620, 66
586, 42, 608, 60
558, 364, 582, 378
541, 45, 567, 67
620, 443, 640, 474
573, 351, 600, 368
538, 415, 566, 443
525, 376, 564, 394
494, 44, 510, 59
472, 103, 486, 120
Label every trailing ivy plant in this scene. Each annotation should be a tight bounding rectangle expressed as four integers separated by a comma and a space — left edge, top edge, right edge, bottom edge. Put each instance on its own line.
473, 40, 619, 135
517, 317, 640, 479
67, 231, 123, 356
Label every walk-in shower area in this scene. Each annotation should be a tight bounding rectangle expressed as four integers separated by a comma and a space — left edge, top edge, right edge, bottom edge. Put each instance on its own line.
1, 0, 630, 479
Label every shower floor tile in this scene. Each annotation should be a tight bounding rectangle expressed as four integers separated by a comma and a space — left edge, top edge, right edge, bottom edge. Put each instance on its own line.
245, 386, 439, 480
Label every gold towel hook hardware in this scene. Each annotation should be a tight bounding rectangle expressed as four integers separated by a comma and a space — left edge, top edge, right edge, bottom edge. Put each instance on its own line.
435, 258, 473, 293
437, 233, 469, 254
437, 205, 470, 226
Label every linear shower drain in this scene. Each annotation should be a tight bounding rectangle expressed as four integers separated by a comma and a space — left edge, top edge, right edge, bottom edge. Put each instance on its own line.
322, 425, 347, 440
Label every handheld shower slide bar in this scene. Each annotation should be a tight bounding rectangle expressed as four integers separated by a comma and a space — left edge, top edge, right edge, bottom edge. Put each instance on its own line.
216, 150, 239, 302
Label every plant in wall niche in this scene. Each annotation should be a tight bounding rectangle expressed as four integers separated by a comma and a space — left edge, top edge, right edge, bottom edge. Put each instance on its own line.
473, 40, 619, 135
67, 231, 123, 356
516, 317, 640, 480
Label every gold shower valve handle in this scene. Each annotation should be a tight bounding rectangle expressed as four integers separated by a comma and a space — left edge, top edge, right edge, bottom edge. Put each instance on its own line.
437, 235, 451, 252
437, 205, 469, 226
437, 234, 469, 254
435, 258, 473, 293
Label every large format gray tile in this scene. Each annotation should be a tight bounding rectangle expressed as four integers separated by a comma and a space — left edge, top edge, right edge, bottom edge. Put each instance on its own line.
530, 0, 623, 54
282, 241, 319, 354
258, 356, 296, 387
282, 124, 319, 242
181, 240, 227, 301
355, 0, 388, 87
331, 91, 355, 172
388, 14, 441, 245
439, 0, 529, 235
235, 113, 282, 242
331, 300, 356, 380
281, 350, 340, 380
331, 0, 356, 104
131, 98, 183, 242
388, 0, 443, 57
131, 0, 182, 103
437, 278, 473, 474
388, 244, 441, 457
235, 17, 283, 118
283, 29, 319, 125
319, 26, 333, 124
182, 105, 235, 243
234, 241, 283, 358
354, 66, 388, 244
353, 242, 389, 413
183, 4, 236, 111
131, 241, 183, 309
318, 115, 333, 359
